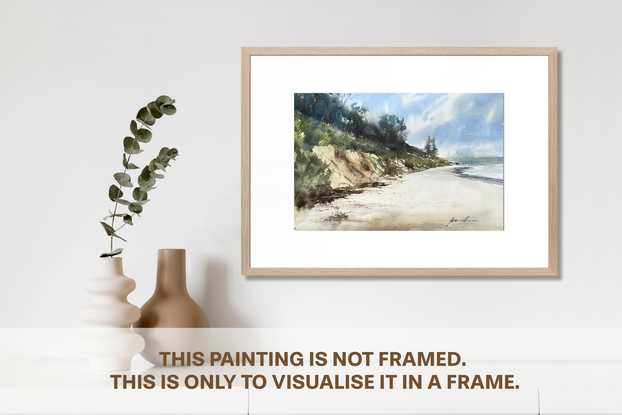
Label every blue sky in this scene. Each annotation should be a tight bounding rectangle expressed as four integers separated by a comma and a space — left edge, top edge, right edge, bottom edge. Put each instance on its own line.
350, 93, 504, 157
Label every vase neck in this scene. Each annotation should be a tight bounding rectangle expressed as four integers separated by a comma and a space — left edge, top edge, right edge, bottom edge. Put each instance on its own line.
96, 257, 124, 277
155, 249, 188, 294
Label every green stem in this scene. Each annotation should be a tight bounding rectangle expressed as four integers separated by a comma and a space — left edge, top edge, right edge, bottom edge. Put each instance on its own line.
113, 175, 148, 235
109, 153, 132, 252
113, 213, 136, 233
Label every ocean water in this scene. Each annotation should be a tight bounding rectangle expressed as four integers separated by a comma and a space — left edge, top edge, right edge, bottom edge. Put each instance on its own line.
450, 163, 503, 185
464, 163, 503, 180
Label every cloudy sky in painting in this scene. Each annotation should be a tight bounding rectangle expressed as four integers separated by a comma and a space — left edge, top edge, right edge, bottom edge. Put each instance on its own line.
351, 93, 504, 157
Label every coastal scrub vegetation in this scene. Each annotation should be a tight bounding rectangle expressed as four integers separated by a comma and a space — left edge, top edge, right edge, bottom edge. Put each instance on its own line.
294, 93, 449, 209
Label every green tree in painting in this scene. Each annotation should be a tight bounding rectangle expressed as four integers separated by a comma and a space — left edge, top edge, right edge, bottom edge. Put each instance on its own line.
293, 94, 450, 209
424, 136, 438, 158
431, 137, 438, 157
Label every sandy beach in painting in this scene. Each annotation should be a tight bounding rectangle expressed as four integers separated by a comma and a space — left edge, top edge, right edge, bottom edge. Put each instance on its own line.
294, 166, 503, 231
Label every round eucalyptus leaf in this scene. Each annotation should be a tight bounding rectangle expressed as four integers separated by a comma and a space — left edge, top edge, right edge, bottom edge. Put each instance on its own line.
157, 160, 169, 168
140, 166, 150, 178
114, 172, 131, 181
116, 198, 131, 206
161, 104, 176, 116
150, 171, 165, 179
108, 185, 123, 202
132, 188, 148, 201
129, 203, 143, 214
130, 120, 138, 135
123, 137, 142, 155
147, 101, 163, 119
123, 136, 135, 148
136, 107, 156, 126
148, 159, 161, 172
140, 166, 151, 181
113, 172, 132, 187
138, 175, 156, 189
158, 147, 170, 159
123, 215, 133, 226
135, 128, 153, 143
167, 148, 179, 159
156, 95, 175, 106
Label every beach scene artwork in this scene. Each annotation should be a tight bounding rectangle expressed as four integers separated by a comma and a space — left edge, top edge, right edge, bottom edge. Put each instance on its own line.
294, 93, 504, 231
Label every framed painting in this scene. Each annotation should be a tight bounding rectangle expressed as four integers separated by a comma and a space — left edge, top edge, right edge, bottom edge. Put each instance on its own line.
242, 47, 557, 276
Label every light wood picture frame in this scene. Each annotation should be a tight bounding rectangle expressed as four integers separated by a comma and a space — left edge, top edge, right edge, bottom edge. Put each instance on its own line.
242, 47, 557, 276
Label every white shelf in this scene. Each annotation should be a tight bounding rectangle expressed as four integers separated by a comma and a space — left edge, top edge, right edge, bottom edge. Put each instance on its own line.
248, 388, 538, 414
0, 387, 249, 414
540, 388, 622, 415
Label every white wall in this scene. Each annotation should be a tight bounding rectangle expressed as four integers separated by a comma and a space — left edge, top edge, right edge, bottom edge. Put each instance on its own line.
0, 0, 620, 328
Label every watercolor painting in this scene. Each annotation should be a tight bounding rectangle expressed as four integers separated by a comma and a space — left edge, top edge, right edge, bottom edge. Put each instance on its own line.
294, 93, 504, 231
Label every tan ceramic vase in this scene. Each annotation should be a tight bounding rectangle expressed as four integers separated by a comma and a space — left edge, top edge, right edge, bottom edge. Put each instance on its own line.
133, 249, 209, 366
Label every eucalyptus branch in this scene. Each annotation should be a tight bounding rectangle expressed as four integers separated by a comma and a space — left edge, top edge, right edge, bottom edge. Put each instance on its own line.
113, 213, 136, 234
100, 96, 179, 258
109, 154, 132, 252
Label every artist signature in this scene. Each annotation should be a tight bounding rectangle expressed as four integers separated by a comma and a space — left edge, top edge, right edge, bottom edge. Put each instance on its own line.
446, 216, 477, 227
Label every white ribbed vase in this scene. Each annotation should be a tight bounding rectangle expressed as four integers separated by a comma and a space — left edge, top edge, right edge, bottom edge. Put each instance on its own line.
78, 257, 144, 370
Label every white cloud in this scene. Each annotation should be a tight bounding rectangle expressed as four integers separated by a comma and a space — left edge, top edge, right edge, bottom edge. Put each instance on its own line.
406, 94, 460, 137
401, 93, 427, 106
402, 93, 504, 156
486, 105, 497, 124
